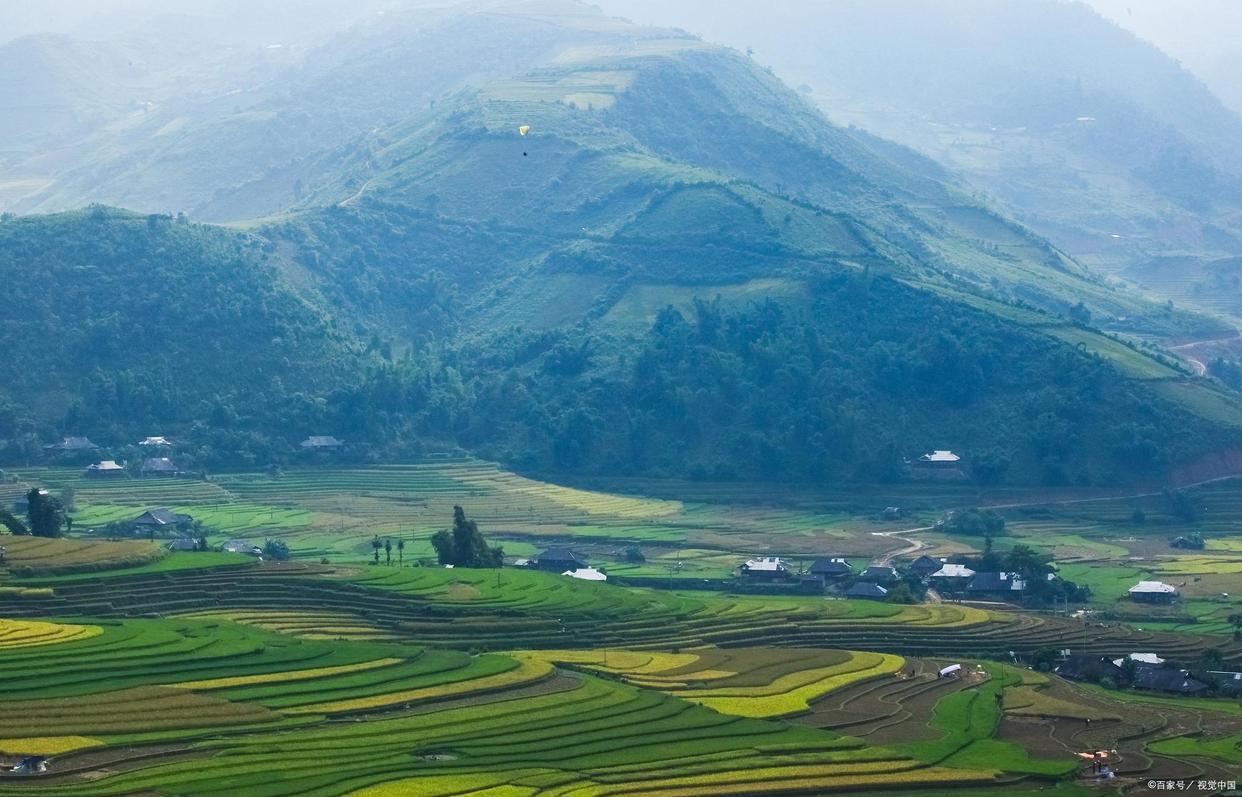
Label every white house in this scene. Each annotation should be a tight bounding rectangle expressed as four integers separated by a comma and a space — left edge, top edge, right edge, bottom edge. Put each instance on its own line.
564, 567, 607, 582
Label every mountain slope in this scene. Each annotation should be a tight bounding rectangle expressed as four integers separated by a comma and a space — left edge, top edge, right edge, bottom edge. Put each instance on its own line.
599, 0, 1242, 309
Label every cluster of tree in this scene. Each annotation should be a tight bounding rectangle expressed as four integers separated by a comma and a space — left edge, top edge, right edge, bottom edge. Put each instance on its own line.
370, 535, 406, 565
431, 507, 502, 568
937, 507, 1005, 536
2, 489, 68, 538
0, 211, 1233, 488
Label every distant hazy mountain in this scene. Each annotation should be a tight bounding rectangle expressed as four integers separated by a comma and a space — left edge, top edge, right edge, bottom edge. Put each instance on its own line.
600, 0, 1242, 316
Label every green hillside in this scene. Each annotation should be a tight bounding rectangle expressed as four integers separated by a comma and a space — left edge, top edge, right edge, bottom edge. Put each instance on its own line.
1, 1, 1240, 486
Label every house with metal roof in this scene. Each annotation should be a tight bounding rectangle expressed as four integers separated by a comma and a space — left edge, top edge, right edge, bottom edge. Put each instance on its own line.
1128, 580, 1177, 604
738, 556, 792, 581
931, 563, 976, 579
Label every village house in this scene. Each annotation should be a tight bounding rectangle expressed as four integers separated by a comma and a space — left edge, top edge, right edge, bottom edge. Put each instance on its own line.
844, 582, 888, 600
167, 538, 199, 552
909, 555, 942, 578
134, 508, 193, 530
300, 436, 345, 450
807, 557, 853, 582
44, 436, 97, 452
737, 556, 792, 581
84, 460, 126, 479
12, 489, 47, 515
141, 457, 178, 477
8, 755, 48, 775
930, 563, 976, 580
222, 539, 262, 556
909, 450, 967, 480
1132, 666, 1209, 696
861, 565, 899, 584
966, 571, 1026, 597
139, 436, 172, 447
534, 547, 589, 572
1055, 655, 1126, 684
1128, 580, 1177, 604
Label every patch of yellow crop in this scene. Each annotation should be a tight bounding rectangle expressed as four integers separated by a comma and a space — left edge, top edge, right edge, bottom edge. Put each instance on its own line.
0, 736, 103, 755
347, 771, 550, 797
685, 652, 905, 718
0, 619, 100, 649
288, 656, 553, 715
174, 657, 404, 690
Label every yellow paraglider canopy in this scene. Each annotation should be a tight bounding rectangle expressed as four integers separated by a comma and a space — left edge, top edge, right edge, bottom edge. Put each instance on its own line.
518, 125, 531, 136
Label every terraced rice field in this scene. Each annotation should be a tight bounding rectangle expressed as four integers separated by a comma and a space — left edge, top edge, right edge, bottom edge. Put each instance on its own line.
0, 536, 165, 575
527, 647, 905, 717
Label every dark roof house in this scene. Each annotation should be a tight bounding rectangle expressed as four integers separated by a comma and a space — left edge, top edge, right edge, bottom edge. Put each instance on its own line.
844, 582, 889, 600
134, 508, 192, 527
1132, 666, 1210, 696
45, 436, 97, 451
535, 547, 588, 571
167, 538, 199, 552
909, 555, 942, 577
967, 572, 1026, 595
861, 565, 899, 583
809, 558, 853, 578
1055, 655, 1125, 684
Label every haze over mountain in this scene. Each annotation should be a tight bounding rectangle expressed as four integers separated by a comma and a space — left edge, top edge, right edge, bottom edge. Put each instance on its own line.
2, 0, 1242, 487
599, 0, 1242, 320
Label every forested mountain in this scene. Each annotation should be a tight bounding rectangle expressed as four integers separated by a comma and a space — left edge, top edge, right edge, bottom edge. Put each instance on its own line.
2, 0, 1241, 485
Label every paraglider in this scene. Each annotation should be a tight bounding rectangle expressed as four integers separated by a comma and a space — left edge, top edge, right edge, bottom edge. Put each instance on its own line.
519, 124, 530, 156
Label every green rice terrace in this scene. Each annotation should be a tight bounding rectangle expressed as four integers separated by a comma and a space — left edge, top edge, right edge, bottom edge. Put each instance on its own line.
4, 459, 1242, 794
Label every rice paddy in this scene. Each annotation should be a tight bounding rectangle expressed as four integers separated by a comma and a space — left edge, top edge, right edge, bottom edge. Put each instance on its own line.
4, 460, 1242, 793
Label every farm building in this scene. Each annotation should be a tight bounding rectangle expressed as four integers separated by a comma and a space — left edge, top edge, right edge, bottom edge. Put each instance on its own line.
139, 436, 172, 447
930, 563, 975, 580
1131, 666, 1209, 696
1055, 655, 1125, 684
844, 582, 888, 600
44, 436, 97, 452
134, 508, 193, 529
916, 450, 961, 467
222, 540, 262, 555
301, 436, 344, 450
141, 457, 178, 476
938, 664, 962, 678
563, 567, 607, 582
967, 572, 1026, 596
1128, 580, 1177, 604
909, 450, 967, 481
12, 489, 47, 515
84, 460, 125, 479
167, 538, 200, 552
909, 555, 942, 577
808, 557, 852, 581
8, 756, 48, 775
737, 557, 792, 581
534, 547, 588, 572
861, 565, 899, 583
